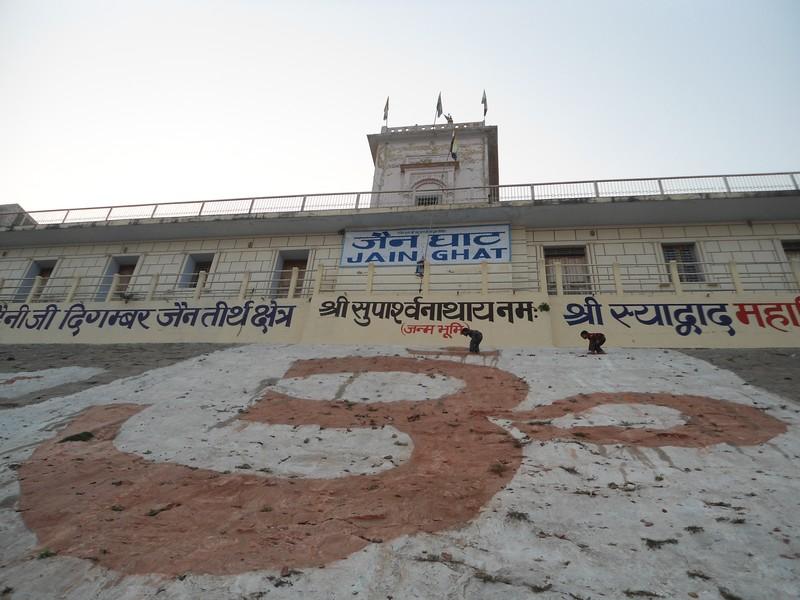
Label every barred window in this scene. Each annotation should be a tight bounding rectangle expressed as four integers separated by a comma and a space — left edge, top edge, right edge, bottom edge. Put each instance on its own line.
543, 246, 590, 294
415, 194, 440, 206
662, 243, 703, 283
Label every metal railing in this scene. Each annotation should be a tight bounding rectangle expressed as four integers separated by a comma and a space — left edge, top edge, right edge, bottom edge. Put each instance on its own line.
1, 171, 797, 227
0, 267, 315, 304
2, 259, 798, 304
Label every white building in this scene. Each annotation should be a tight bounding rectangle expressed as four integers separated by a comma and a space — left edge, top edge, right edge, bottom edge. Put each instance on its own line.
368, 122, 498, 207
0, 121, 798, 347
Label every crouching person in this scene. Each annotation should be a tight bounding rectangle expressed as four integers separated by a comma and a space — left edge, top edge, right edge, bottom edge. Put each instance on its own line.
580, 330, 606, 355
461, 327, 483, 354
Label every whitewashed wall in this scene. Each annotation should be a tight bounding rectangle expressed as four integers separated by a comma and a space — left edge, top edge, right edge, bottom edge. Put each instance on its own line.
1, 222, 798, 301
2, 292, 799, 348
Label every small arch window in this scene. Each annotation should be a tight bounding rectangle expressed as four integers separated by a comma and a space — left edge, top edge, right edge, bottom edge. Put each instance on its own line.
413, 179, 445, 206
415, 193, 440, 206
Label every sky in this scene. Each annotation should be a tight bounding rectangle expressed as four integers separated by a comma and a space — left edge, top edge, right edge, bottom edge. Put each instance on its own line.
1, 0, 798, 212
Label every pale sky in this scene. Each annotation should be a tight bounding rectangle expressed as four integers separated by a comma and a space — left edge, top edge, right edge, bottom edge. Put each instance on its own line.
1, 0, 798, 212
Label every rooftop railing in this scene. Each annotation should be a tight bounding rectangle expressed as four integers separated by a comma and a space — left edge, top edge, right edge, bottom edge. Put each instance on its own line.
0, 171, 797, 227
381, 121, 487, 134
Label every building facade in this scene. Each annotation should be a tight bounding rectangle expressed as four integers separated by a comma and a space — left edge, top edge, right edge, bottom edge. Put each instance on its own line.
1, 123, 799, 347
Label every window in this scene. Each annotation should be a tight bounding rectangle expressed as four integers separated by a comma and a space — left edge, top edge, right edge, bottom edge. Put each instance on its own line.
15, 260, 57, 302
415, 194, 440, 206
117, 263, 137, 294
662, 243, 704, 283
543, 247, 590, 294
782, 240, 800, 263
412, 179, 445, 207
181, 253, 215, 288
97, 255, 140, 300
37, 265, 54, 281
273, 251, 309, 298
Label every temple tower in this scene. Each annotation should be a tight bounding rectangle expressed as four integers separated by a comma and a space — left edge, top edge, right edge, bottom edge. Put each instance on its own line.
366, 122, 498, 207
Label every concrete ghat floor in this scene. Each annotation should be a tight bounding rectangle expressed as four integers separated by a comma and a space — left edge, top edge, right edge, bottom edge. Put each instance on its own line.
0, 344, 798, 599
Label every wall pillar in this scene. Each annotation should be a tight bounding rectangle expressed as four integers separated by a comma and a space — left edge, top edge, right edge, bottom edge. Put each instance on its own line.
194, 271, 207, 300
65, 276, 82, 303
612, 263, 623, 295
554, 261, 563, 296
538, 259, 548, 294
668, 260, 683, 293
729, 261, 743, 294
26, 275, 43, 304
146, 274, 160, 301
238, 272, 251, 300
313, 266, 325, 296
287, 267, 300, 298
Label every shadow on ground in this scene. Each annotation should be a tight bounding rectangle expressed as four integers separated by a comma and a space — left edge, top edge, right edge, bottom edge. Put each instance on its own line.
0, 344, 237, 408
680, 348, 799, 404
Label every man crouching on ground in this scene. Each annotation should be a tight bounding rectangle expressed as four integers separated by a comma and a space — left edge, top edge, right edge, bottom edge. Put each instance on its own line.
580, 330, 606, 355
461, 327, 483, 353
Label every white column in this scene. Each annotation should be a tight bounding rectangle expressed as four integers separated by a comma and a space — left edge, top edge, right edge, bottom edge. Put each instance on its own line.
554, 261, 563, 296
728, 261, 743, 294
668, 260, 683, 294
313, 266, 325, 296
146, 274, 160, 301
194, 271, 207, 300
65, 276, 82, 303
287, 267, 300, 298
538, 259, 548, 294
26, 275, 43, 304
612, 263, 623, 295
238, 272, 251, 300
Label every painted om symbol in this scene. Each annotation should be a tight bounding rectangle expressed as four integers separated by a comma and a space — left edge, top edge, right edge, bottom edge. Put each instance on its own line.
19, 356, 785, 576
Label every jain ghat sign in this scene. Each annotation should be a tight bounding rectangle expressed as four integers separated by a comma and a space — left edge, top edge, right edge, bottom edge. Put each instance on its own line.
340, 225, 511, 267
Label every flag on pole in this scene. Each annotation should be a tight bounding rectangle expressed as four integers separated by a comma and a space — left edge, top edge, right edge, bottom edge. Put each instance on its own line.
481, 90, 488, 117
383, 96, 389, 121
436, 92, 443, 118
449, 129, 458, 160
